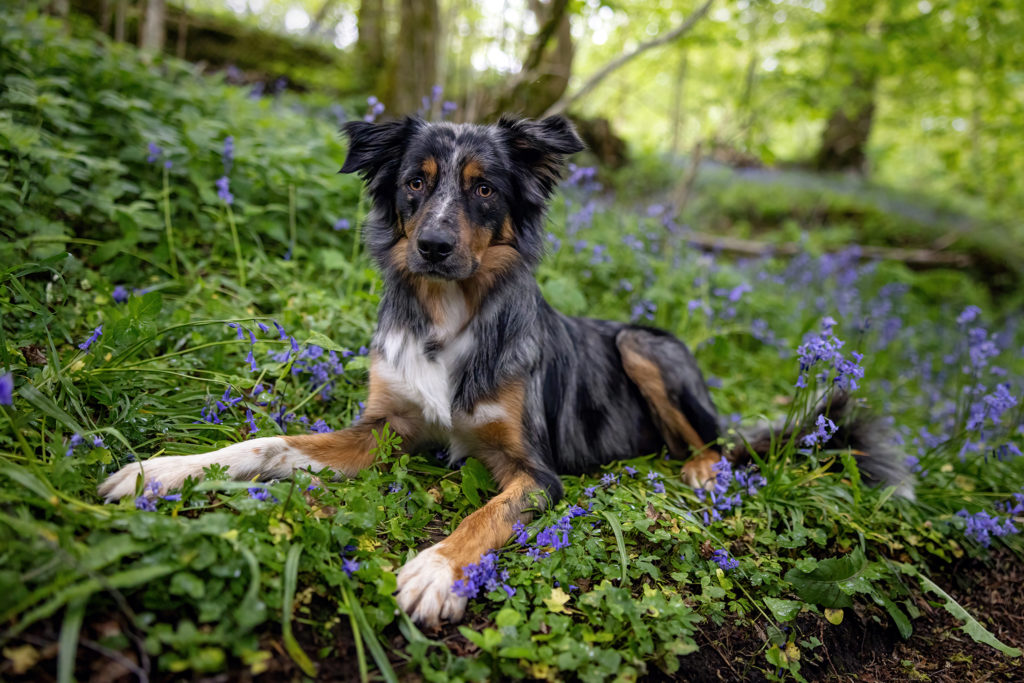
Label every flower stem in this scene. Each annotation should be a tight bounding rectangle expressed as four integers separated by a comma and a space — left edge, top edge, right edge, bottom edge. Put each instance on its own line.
288, 184, 297, 260
225, 203, 246, 288
162, 165, 179, 279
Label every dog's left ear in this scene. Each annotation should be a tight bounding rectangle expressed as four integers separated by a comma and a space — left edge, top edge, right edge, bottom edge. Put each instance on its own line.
498, 115, 585, 200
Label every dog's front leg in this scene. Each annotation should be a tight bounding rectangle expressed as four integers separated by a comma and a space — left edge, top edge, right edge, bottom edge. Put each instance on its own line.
395, 469, 545, 627
99, 363, 420, 500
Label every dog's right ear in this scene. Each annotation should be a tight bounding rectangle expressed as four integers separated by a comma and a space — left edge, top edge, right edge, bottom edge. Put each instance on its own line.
340, 117, 418, 181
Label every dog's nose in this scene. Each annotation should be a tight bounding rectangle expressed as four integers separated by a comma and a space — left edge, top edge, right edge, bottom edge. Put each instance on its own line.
417, 235, 454, 263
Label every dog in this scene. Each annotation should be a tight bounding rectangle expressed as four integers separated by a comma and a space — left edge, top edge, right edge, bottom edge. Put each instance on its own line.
100, 115, 911, 627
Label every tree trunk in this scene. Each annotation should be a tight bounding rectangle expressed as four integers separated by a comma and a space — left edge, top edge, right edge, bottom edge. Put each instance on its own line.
670, 50, 687, 155
812, 0, 879, 174
175, 0, 188, 58
114, 0, 127, 42
308, 0, 339, 36
356, 0, 386, 92
140, 0, 167, 55
813, 69, 877, 173
384, 0, 438, 115
485, 0, 572, 120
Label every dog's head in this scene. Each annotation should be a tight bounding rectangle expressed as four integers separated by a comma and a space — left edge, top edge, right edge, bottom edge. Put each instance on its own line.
340, 115, 584, 281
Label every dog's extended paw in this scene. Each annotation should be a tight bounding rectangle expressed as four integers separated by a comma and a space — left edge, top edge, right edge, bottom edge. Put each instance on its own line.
681, 451, 722, 490
98, 455, 203, 501
395, 544, 467, 627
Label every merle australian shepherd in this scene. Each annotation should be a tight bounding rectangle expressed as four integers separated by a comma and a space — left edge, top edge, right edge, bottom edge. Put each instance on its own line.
100, 115, 911, 626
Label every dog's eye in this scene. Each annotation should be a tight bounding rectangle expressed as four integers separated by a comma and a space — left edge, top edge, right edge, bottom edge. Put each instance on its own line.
475, 183, 493, 198
408, 177, 424, 192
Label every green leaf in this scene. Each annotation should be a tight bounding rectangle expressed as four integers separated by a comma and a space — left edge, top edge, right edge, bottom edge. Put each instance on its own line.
460, 457, 493, 508
764, 597, 803, 622
898, 563, 1021, 658
784, 548, 869, 608
17, 383, 84, 433
43, 174, 72, 195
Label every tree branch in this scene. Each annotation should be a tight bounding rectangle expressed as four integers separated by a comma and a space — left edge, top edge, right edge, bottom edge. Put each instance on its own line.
521, 0, 570, 75
543, 0, 714, 118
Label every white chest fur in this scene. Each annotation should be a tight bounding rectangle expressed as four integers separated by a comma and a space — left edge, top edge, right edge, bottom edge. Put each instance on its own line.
376, 283, 474, 429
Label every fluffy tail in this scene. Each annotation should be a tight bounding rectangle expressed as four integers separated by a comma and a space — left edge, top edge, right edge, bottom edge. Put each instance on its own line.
727, 391, 915, 500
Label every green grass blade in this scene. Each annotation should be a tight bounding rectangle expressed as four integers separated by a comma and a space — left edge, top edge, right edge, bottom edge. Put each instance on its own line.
57, 596, 87, 683
601, 510, 629, 583
281, 544, 316, 677
343, 583, 399, 683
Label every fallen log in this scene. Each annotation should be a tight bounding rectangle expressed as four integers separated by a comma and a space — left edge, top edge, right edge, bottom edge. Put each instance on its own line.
679, 230, 974, 268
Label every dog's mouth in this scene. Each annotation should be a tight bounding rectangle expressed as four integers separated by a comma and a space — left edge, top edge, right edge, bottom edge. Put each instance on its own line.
406, 250, 478, 282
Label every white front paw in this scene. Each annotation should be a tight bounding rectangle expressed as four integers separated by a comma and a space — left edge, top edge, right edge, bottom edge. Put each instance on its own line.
395, 544, 467, 627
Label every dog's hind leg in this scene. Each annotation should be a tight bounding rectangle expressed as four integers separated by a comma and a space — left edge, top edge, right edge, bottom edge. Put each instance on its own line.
98, 360, 422, 500
616, 327, 724, 488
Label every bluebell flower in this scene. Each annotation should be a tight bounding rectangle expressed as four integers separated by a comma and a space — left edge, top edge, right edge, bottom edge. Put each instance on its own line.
310, 419, 332, 434
512, 520, 530, 545
801, 414, 838, 448
441, 100, 457, 118
0, 373, 12, 405
222, 136, 235, 174
600, 473, 618, 487
216, 176, 233, 204
333, 218, 350, 231
78, 325, 103, 352
387, 481, 403, 494
146, 142, 163, 164
957, 305, 981, 327
624, 465, 637, 477
135, 496, 157, 511
248, 486, 275, 502
711, 548, 739, 571
583, 485, 598, 498
92, 435, 106, 448
342, 557, 360, 577
65, 432, 84, 457
957, 508, 1018, 547
452, 552, 514, 598
162, 493, 182, 502
111, 286, 129, 303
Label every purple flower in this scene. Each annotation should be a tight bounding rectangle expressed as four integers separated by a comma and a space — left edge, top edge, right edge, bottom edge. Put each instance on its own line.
216, 176, 233, 204
387, 481, 403, 494
248, 486, 274, 502
0, 373, 12, 405
111, 285, 129, 303
600, 473, 619, 487
342, 557, 360, 578
222, 136, 235, 174
623, 466, 637, 477
92, 435, 106, 448
135, 496, 157, 512
146, 142, 163, 164
310, 419, 332, 433
441, 101, 457, 118
78, 325, 103, 352
711, 548, 739, 571
452, 552, 513, 598
583, 486, 598, 498
65, 432, 84, 457
957, 305, 981, 326
333, 218, 350, 231
245, 408, 258, 433
512, 520, 530, 546
957, 508, 1019, 547
801, 414, 838, 448
162, 493, 182, 502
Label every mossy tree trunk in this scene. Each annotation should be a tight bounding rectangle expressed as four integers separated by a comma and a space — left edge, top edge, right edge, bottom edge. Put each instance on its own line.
384, 0, 438, 116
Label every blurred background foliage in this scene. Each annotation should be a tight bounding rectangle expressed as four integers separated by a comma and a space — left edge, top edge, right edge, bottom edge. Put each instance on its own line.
51, 0, 1024, 221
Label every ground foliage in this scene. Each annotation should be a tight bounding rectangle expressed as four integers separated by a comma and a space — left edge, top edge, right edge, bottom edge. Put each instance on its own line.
1, 10, 1023, 682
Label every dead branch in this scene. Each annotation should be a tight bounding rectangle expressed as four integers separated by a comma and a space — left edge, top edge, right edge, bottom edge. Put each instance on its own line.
543, 0, 714, 118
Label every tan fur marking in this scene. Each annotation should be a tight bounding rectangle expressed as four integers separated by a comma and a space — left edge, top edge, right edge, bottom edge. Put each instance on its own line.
281, 357, 422, 475
620, 347, 706, 452
439, 471, 538, 572
472, 382, 528, 487
421, 157, 438, 184
461, 158, 484, 190
460, 245, 521, 315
